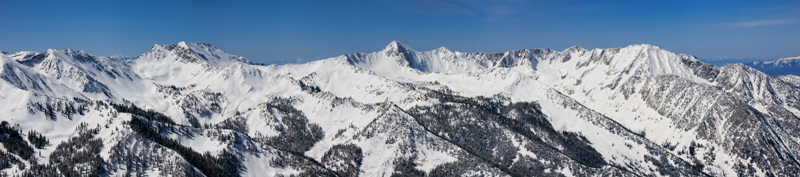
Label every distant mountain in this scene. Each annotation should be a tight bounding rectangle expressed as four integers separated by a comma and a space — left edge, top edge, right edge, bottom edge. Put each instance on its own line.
746, 56, 800, 76
699, 57, 763, 66
108, 54, 134, 62
1, 41, 799, 176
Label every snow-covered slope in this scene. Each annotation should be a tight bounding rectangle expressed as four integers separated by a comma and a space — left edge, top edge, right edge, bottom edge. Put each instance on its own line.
6, 51, 39, 61
343, 42, 800, 176
779, 75, 800, 87
1, 41, 798, 176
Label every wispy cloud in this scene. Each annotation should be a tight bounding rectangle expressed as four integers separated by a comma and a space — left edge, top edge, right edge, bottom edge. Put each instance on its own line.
721, 18, 797, 28
0, 20, 168, 24
435, 0, 486, 16
392, 0, 533, 21
484, 6, 522, 20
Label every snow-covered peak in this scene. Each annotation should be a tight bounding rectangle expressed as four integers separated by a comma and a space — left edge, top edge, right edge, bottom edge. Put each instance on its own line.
564, 45, 585, 52
346, 41, 496, 75
384, 40, 408, 51
624, 44, 659, 50
344, 41, 710, 82
135, 42, 252, 67
6, 51, 39, 61
0, 53, 85, 97
43, 49, 91, 58
358, 42, 703, 78
382, 40, 414, 57
433, 46, 451, 54
616, 44, 698, 76
177, 41, 190, 49
127, 42, 258, 86
40, 49, 98, 65
10, 48, 121, 76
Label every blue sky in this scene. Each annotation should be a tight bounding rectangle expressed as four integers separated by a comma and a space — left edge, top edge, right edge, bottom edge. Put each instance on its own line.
1, 0, 798, 64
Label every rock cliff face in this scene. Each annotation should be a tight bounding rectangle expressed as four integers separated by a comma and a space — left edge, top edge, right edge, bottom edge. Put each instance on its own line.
0, 41, 798, 176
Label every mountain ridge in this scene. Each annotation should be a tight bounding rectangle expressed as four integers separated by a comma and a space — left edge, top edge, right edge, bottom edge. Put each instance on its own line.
1, 41, 799, 176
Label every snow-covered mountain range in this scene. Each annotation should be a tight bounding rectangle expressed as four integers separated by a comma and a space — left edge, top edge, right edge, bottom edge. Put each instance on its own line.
746, 56, 800, 76
1, 41, 799, 176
